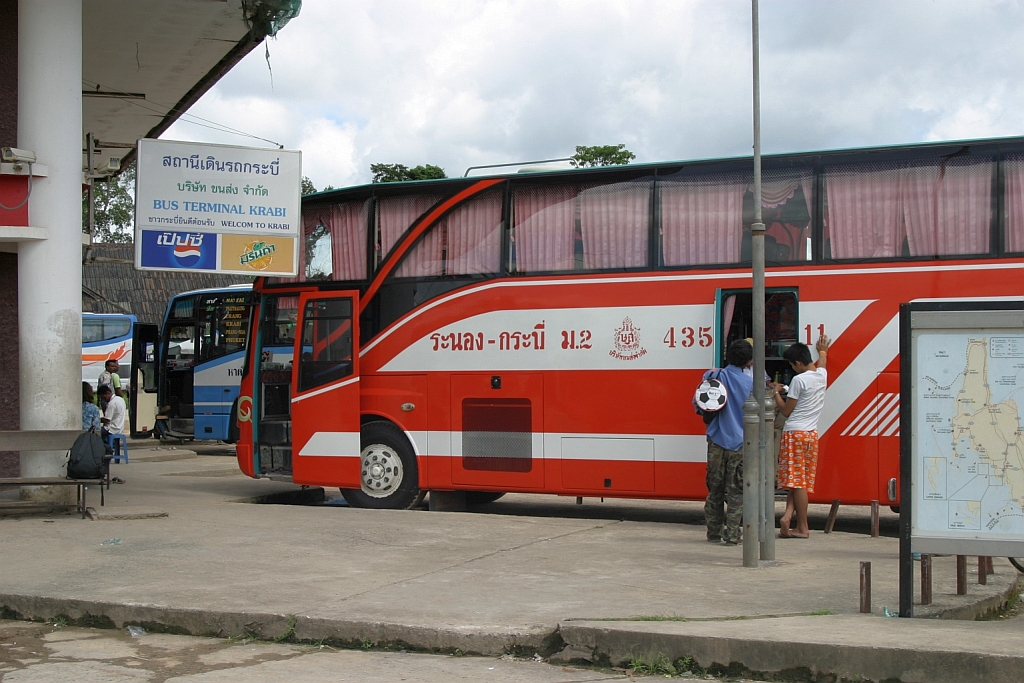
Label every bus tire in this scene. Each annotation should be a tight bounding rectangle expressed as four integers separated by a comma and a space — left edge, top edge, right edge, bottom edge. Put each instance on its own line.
466, 491, 505, 505
340, 421, 425, 510
225, 397, 240, 444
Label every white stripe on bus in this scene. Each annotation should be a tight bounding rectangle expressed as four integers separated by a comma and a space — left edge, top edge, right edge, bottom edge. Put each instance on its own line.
361, 263, 1024, 357
300, 430, 709, 463
290, 376, 360, 403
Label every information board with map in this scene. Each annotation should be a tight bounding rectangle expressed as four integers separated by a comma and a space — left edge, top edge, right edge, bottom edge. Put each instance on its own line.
905, 304, 1024, 558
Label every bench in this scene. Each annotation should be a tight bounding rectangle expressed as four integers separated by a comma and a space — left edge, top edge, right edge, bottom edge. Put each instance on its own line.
0, 429, 109, 519
0, 477, 105, 519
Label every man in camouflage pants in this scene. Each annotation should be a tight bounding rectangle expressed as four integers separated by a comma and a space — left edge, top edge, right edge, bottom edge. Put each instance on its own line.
701, 339, 754, 545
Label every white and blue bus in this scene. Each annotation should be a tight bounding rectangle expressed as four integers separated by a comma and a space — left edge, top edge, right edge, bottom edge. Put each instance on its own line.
159, 285, 255, 441
82, 312, 160, 437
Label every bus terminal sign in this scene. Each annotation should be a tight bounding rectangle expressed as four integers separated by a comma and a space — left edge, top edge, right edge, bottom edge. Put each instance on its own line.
134, 138, 301, 276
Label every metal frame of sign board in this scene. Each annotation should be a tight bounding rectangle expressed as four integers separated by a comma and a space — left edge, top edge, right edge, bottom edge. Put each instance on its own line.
899, 301, 1024, 617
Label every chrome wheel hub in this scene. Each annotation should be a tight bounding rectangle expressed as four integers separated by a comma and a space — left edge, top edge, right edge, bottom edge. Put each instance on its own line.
360, 443, 403, 498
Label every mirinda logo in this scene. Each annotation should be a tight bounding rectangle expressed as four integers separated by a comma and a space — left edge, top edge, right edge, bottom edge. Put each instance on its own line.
238, 240, 277, 271
219, 234, 295, 276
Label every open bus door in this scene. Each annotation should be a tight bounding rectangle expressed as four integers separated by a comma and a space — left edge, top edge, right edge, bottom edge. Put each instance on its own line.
289, 291, 362, 488
129, 323, 159, 437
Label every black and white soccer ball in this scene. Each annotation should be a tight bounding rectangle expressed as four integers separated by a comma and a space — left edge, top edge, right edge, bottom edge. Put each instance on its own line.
695, 378, 728, 412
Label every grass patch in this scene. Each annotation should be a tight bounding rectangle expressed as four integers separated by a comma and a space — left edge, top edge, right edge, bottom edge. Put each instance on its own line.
273, 616, 297, 643
629, 651, 677, 676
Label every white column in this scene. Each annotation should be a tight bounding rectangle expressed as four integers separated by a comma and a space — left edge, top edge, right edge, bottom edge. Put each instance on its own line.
17, 0, 83, 499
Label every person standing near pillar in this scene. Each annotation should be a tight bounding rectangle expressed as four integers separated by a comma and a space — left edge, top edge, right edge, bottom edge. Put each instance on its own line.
773, 335, 830, 539
97, 359, 123, 399
701, 339, 754, 545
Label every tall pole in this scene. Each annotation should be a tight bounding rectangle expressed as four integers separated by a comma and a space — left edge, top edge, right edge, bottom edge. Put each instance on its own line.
750, 0, 773, 561
742, 391, 760, 568
86, 132, 95, 242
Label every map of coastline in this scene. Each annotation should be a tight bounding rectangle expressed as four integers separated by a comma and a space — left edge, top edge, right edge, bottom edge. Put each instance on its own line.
916, 334, 1024, 536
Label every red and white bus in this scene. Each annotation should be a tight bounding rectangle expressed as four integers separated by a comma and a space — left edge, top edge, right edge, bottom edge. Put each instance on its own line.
235, 137, 1024, 509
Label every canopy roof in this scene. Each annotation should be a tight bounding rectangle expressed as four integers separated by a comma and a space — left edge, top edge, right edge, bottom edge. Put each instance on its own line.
82, 0, 299, 166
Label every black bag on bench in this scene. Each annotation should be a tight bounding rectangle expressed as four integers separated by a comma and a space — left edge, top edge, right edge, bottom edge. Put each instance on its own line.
67, 429, 107, 480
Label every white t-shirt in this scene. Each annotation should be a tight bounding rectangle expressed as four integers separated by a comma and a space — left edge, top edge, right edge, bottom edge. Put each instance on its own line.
782, 367, 827, 432
104, 395, 127, 435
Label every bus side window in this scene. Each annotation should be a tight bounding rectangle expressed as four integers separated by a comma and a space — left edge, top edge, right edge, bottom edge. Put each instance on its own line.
82, 318, 103, 343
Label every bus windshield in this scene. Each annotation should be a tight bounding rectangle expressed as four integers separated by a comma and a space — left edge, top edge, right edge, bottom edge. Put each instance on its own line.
159, 286, 254, 442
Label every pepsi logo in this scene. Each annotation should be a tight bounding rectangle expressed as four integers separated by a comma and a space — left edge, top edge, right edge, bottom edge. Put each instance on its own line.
174, 243, 203, 263
142, 230, 217, 271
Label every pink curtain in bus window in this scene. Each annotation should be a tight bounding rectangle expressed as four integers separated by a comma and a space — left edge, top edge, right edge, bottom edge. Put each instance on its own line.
377, 194, 443, 260
580, 182, 651, 269
903, 159, 991, 257
825, 166, 903, 259
1007, 155, 1024, 253
759, 173, 814, 260
722, 295, 736, 341
513, 186, 577, 272
759, 173, 813, 216
277, 208, 322, 283
661, 176, 744, 266
329, 200, 368, 280
447, 191, 503, 275
759, 180, 797, 208
395, 217, 445, 278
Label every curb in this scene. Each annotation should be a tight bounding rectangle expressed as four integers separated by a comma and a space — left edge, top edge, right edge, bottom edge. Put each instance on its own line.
1, 575, 1019, 680
557, 618, 1024, 683
0, 594, 558, 657
556, 577, 1022, 683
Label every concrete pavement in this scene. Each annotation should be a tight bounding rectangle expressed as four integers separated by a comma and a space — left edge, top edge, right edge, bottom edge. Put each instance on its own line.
0, 619, 634, 683
1, 439, 1021, 682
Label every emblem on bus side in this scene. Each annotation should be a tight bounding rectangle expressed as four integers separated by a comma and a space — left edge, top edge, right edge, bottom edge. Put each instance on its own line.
237, 396, 253, 422
609, 317, 647, 361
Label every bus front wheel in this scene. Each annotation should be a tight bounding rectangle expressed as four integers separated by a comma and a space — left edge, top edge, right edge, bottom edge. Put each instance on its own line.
340, 421, 425, 510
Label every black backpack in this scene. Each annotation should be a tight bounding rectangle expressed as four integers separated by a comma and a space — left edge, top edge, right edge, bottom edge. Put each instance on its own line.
67, 429, 107, 480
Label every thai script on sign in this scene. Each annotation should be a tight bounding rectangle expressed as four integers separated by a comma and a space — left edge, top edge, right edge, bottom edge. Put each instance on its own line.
498, 323, 546, 350
162, 155, 281, 175
156, 232, 204, 247
177, 181, 206, 192
430, 332, 484, 351
149, 216, 215, 227
240, 241, 277, 267
429, 322, 546, 352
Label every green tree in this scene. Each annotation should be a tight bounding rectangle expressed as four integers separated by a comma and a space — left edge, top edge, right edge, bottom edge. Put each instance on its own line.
569, 144, 636, 168
371, 163, 446, 183
301, 176, 334, 195
83, 162, 135, 243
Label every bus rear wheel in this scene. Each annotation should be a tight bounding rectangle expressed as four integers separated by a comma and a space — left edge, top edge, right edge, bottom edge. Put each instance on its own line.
340, 421, 425, 510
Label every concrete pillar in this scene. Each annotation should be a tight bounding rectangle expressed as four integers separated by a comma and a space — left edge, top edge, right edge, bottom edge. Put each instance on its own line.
17, 0, 82, 501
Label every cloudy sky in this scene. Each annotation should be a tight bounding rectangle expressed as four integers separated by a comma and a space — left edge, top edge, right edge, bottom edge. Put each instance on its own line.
165, 0, 1024, 190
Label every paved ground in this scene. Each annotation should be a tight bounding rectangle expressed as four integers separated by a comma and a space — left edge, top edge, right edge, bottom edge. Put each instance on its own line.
0, 619, 655, 683
1, 438, 1022, 682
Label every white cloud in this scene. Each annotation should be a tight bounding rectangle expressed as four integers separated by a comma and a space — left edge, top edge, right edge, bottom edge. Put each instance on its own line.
165, 0, 1024, 191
